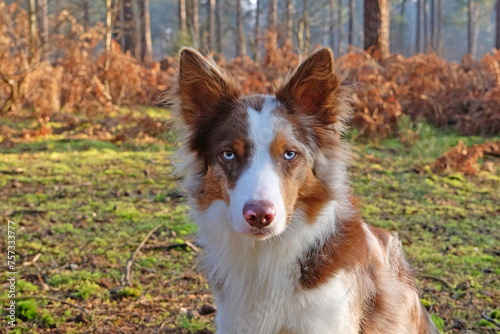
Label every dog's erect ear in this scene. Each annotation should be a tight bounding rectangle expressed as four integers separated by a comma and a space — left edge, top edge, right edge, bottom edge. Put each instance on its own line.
276, 48, 340, 122
177, 48, 240, 125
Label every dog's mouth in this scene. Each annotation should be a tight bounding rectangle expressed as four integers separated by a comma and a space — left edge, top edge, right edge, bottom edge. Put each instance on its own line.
245, 226, 277, 239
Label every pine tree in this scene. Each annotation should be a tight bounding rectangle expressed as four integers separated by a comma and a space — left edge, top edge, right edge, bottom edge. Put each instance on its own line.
364, 0, 389, 60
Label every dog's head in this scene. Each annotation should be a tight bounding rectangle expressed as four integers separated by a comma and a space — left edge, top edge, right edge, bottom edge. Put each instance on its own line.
173, 48, 352, 239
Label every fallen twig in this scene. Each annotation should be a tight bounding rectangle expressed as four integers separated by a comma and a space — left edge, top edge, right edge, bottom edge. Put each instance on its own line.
418, 275, 453, 290
184, 240, 201, 252
0, 168, 24, 175
22, 252, 41, 266
120, 221, 165, 286
0, 296, 90, 316
482, 313, 500, 328
4, 209, 47, 217
143, 240, 200, 253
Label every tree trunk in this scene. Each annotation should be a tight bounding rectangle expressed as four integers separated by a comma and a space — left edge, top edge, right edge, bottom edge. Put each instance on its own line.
179, 0, 187, 36
123, 0, 136, 55
269, 0, 277, 33
236, 0, 246, 56
36, 0, 48, 60
496, 0, 500, 49
348, 0, 354, 46
323, 10, 329, 45
430, 0, 435, 50
191, 0, 199, 48
265, 0, 278, 61
437, 0, 442, 54
139, 0, 153, 61
106, 0, 112, 53
364, 0, 389, 60
398, 0, 406, 55
115, 6, 124, 49
54, 0, 61, 34
255, 0, 261, 62
329, 0, 335, 48
468, 0, 475, 57
430, 0, 441, 53
104, 0, 113, 98
298, 18, 304, 53
207, 0, 215, 50
216, 0, 222, 53
424, 0, 428, 51
83, 0, 90, 31
337, 0, 342, 54
28, 0, 37, 63
416, 0, 423, 53
473, 5, 479, 57
285, 0, 293, 42
303, 0, 310, 54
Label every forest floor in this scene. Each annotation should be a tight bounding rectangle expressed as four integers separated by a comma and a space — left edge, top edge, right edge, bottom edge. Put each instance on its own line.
0, 108, 499, 334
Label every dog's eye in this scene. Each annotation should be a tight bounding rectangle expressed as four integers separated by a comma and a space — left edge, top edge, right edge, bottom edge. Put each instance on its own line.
222, 151, 235, 160
283, 151, 297, 160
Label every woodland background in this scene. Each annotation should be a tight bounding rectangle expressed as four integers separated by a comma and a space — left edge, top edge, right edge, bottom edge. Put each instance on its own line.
0, 0, 500, 333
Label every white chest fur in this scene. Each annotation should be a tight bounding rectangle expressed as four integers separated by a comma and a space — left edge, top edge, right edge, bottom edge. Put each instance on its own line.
193, 201, 359, 334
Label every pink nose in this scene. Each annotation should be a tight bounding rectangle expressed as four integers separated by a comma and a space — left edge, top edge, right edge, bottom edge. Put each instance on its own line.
243, 201, 276, 228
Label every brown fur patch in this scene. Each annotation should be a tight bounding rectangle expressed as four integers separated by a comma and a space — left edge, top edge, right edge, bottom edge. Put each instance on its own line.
295, 169, 332, 223
360, 260, 394, 333
358, 227, 437, 334
299, 219, 368, 289
196, 166, 230, 210
269, 131, 288, 160
269, 130, 306, 223
368, 225, 391, 249
232, 138, 246, 156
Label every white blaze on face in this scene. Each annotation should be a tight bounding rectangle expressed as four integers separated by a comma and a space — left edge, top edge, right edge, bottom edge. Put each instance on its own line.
228, 98, 287, 238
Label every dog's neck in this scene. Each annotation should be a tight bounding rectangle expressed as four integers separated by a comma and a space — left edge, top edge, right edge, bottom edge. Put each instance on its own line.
194, 198, 349, 285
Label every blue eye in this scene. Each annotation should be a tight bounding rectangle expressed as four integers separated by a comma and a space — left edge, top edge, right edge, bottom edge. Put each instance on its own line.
223, 151, 235, 160
284, 151, 296, 160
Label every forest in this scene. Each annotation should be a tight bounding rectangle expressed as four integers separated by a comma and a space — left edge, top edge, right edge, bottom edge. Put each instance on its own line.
0, 0, 500, 333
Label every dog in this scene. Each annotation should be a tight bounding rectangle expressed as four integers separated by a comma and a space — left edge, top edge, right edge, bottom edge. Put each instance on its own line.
171, 47, 439, 334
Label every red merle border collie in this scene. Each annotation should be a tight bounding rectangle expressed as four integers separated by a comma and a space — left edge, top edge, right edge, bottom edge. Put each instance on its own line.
170, 47, 438, 334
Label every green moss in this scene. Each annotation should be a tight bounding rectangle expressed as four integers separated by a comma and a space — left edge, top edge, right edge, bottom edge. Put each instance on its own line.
420, 298, 431, 308
478, 318, 496, 327
17, 300, 38, 321
177, 313, 211, 332
17, 280, 39, 293
73, 280, 101, 300
116, 286, 142, 299
430, 315, 445, 332
54, 223, 75, 234
41, 309, 55, 327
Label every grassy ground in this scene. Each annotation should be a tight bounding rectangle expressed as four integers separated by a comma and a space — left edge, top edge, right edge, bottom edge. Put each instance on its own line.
0, 110, 499, 333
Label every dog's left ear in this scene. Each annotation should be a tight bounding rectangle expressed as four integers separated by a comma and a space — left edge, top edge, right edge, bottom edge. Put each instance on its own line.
177, 47, 240, 126
276, 48, 341, 124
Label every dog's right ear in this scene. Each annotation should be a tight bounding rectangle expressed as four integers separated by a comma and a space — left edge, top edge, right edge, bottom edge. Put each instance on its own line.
177, 48, 240, 126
